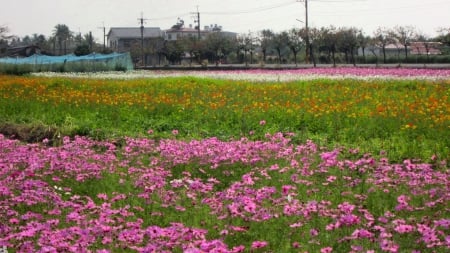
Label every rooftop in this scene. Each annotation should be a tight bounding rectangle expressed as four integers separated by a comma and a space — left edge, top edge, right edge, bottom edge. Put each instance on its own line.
107, 27, 164, 38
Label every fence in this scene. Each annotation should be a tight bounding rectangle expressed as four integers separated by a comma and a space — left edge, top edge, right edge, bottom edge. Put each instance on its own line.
0, 52, 133, 73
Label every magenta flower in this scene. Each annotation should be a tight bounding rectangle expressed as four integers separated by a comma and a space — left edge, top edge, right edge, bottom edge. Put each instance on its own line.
320, 246, 333, 253
394, 224, 415, 234
251, 241, 268, 249
310, 228, 319, 237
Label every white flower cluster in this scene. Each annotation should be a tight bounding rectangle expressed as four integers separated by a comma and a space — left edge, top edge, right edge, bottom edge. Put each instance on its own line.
31, 68, 450, 82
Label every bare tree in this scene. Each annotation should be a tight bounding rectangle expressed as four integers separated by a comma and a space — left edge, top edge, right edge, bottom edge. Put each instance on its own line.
436, 27, 450, 48
309, 28, 321, 67
287, 28, 303, 66
258, 29, 274, 64
272, 31, 289, 64
319, 26, 338, 66
392, 25, 416, 61
338, 27, 360, 66
357, 31, 370, 63
373, 27, 394, 64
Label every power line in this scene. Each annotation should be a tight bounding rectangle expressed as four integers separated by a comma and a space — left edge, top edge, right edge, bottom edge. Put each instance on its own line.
311, 1, 450, 16
202, 0, 296, 15
311, 0, 368, 2
151, 13, 191, 21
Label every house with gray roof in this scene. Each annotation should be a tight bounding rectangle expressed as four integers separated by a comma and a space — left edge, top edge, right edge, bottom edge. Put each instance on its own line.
107, 27, 165, 65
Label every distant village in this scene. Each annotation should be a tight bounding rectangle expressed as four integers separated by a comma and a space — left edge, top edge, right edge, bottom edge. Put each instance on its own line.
1, 19, 449, 66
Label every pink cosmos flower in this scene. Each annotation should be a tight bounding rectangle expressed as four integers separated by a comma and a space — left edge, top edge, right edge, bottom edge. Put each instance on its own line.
394, 224, 415, 234
251, 241, 268, 249
259, 120, 266, 126
320, 246, 333, 253
326, 175, 337, 183
310, 228, 319, 237
97, 193, 108, 200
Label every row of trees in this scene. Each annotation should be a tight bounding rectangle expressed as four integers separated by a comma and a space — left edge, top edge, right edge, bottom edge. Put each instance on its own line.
159, 25, 450, 66
1, 24, 104, 56
2, 23, 450, 65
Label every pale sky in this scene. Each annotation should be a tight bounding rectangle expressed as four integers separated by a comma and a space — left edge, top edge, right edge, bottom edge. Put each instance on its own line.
1, 0, 449, 42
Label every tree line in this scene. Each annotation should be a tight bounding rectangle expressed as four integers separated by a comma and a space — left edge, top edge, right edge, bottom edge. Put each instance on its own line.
0, 24, 107, 57
1, 24, 450, 65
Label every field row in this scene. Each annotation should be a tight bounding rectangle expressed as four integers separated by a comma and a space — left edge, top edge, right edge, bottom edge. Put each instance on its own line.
1, 74, 449, 161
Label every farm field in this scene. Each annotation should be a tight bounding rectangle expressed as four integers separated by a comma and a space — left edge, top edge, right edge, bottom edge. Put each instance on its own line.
0, 68, 449, 252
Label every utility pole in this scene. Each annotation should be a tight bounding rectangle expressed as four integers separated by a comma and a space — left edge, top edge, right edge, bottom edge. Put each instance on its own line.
98, 22, 106, 51
297, 0, 309, 64
138, 12, 149, 66
191, 6, 201, 40
305, 0, 309, 64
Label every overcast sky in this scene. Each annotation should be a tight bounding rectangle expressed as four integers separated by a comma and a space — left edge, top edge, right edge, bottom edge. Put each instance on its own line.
1, 0, 449, 42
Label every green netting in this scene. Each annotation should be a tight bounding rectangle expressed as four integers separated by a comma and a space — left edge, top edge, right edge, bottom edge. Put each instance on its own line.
0, 53, 133, 72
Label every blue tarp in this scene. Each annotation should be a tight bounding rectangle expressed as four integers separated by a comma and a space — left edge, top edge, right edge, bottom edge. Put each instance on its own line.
0, 52, 133, 70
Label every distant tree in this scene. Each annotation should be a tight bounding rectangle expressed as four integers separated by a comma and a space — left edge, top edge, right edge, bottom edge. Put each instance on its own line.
338, 27, 359, 66
0, 25, 12, 54
318, 26, 338, 66
0, 25, 12, 40
74, 44, 91, 56
161, 40, 184, 65
47, 36, 57, 55
53, 24, 72, 55
308, 28, 322, 67
272, 31, 289, 64
205, 32, 234, 65
26, 33, 50, 53
299, 27, 319, 66
392, 25, 416, 61
373, 27, 394, 63
236, 33, 255, 65
258, 29, 274, 63
74, 33, 83, 46
436, 27, 450, 47
357, 31, 370, 63
178, 36, 202, 64
287, 28, 303, 66
32, 34, 47, 47
83, 32, 94, 51
22, 35, 32, 45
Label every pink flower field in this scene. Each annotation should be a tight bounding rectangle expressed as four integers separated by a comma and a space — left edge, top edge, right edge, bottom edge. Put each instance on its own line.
32, 67, 450, 81
0, 132, 448, 252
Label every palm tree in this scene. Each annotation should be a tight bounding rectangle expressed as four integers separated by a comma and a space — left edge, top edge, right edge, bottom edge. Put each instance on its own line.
53, 24, 72, 55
